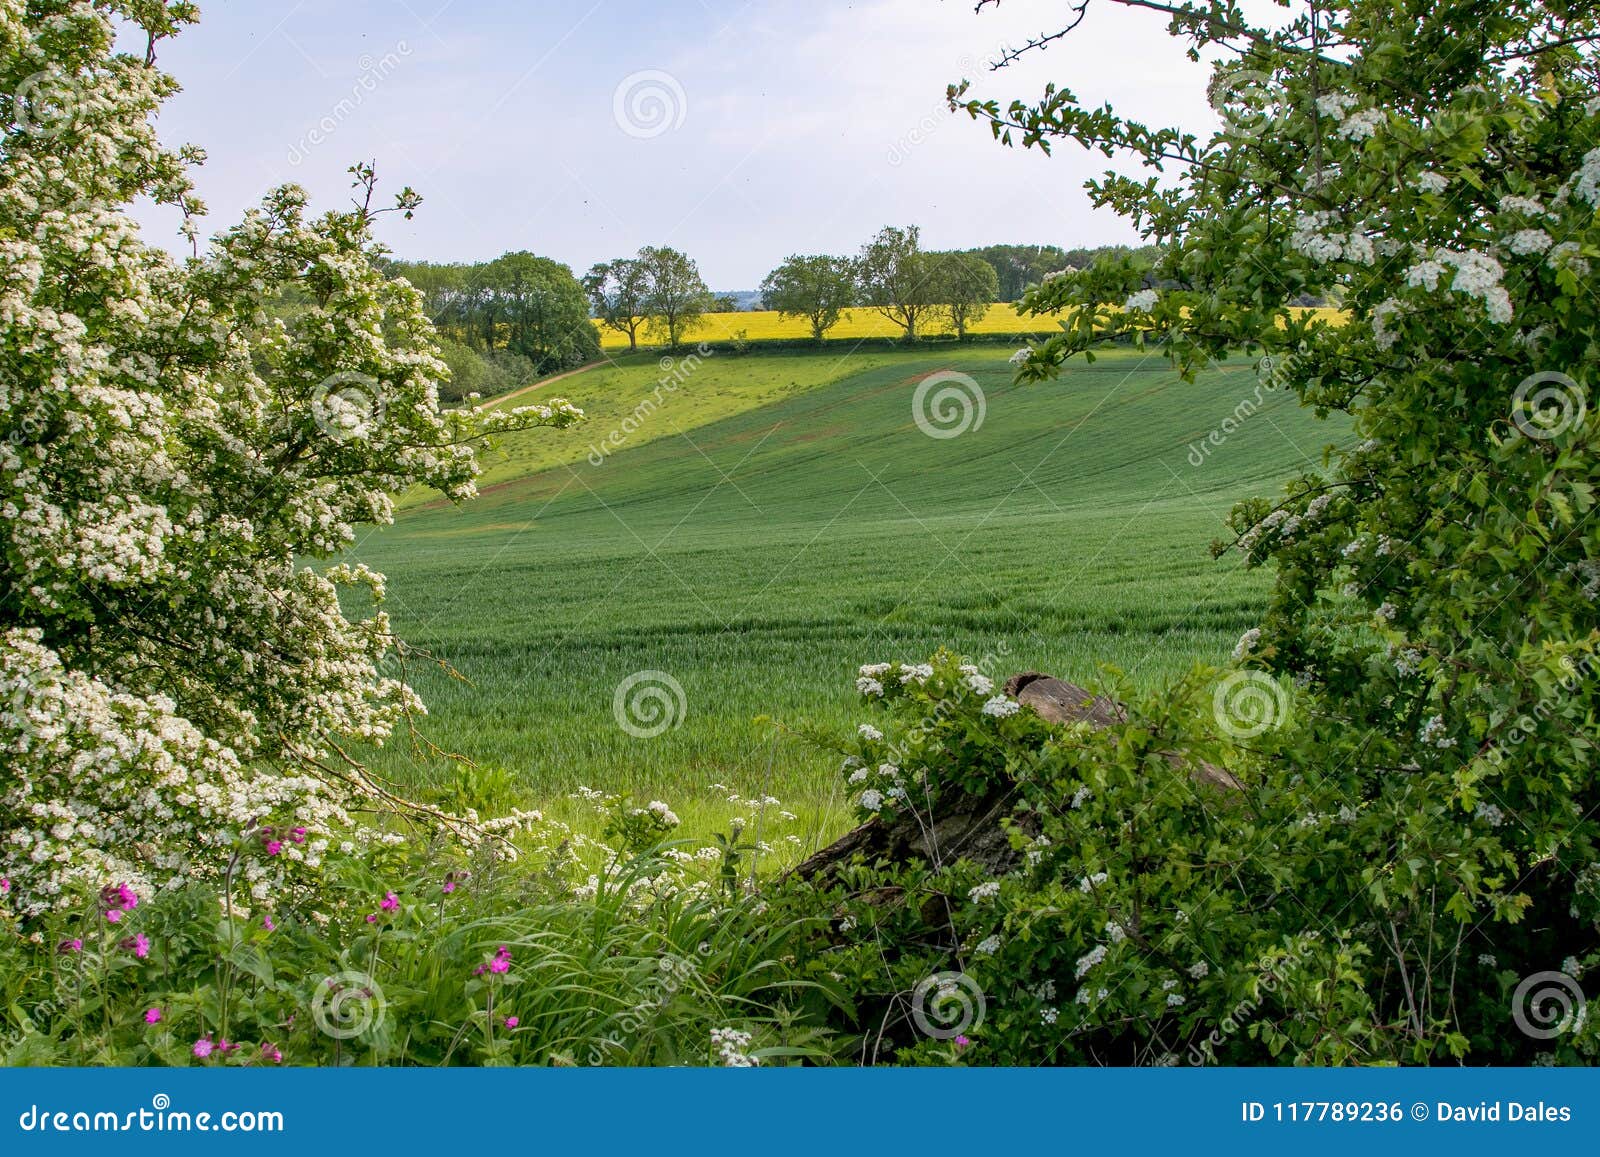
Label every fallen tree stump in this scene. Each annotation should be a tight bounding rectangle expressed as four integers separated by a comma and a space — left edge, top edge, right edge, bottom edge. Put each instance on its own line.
788, 671, 1237, 884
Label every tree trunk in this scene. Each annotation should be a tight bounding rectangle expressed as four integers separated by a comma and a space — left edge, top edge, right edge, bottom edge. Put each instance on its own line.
787, 672, 1238, 885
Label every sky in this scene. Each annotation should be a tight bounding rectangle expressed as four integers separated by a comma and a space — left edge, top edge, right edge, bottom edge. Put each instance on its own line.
132, 0, 1224, 288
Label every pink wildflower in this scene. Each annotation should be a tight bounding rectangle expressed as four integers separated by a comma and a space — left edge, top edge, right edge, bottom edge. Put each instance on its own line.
503, 1016, 519, 1028
442, 880, 457, 894
105, 908, 122, 923
261, 1042, 283, 1064
193, 1037, 214, 1059
262, 915, 275, 932
0, 878, 10, 893
120, 933, 150, 958
290, 828, 307, 844
365, 913, 377, 924
380, 891, 399, 911
145, 1008, 162, 1024
57, 938, 82, 954
264, 840, 283, 856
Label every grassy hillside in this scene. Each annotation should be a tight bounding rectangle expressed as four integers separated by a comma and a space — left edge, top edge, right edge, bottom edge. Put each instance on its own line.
353, 347, 1345, 847
420, 349, 923, 501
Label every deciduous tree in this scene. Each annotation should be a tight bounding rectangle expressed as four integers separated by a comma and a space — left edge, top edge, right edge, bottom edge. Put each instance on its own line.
584, 257, 651, 352
759, 254, 857, 341
856, 225, 938, 340
638, 245, 711, 349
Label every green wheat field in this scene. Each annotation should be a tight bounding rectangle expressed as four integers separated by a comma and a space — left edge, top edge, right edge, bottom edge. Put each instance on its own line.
349, 346, 1343, 853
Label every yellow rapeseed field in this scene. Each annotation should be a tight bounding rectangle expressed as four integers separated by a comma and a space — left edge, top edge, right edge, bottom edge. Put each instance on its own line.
593, 305, 1344, 349
593, 305, 1074, 349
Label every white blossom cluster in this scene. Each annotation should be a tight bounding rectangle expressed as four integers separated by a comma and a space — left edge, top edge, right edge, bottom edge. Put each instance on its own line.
1, 629, 352, 915
710, 1026, 758, 1067
1289, 211, 1375, 266
1403, 247, 1513, 323
0, 5, 582, 910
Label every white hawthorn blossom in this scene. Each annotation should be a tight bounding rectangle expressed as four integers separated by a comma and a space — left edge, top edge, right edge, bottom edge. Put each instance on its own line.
0, 3, 582, 910
1337, 108, 1383, 140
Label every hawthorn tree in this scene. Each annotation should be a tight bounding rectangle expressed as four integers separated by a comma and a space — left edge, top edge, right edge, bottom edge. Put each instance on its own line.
0, 0, 581, 913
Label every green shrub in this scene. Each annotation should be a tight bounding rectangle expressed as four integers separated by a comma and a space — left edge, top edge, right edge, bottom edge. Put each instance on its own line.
778, 652, 1597, 1065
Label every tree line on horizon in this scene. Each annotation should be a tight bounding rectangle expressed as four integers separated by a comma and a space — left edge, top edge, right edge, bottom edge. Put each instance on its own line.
382, 234, 1167, 396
